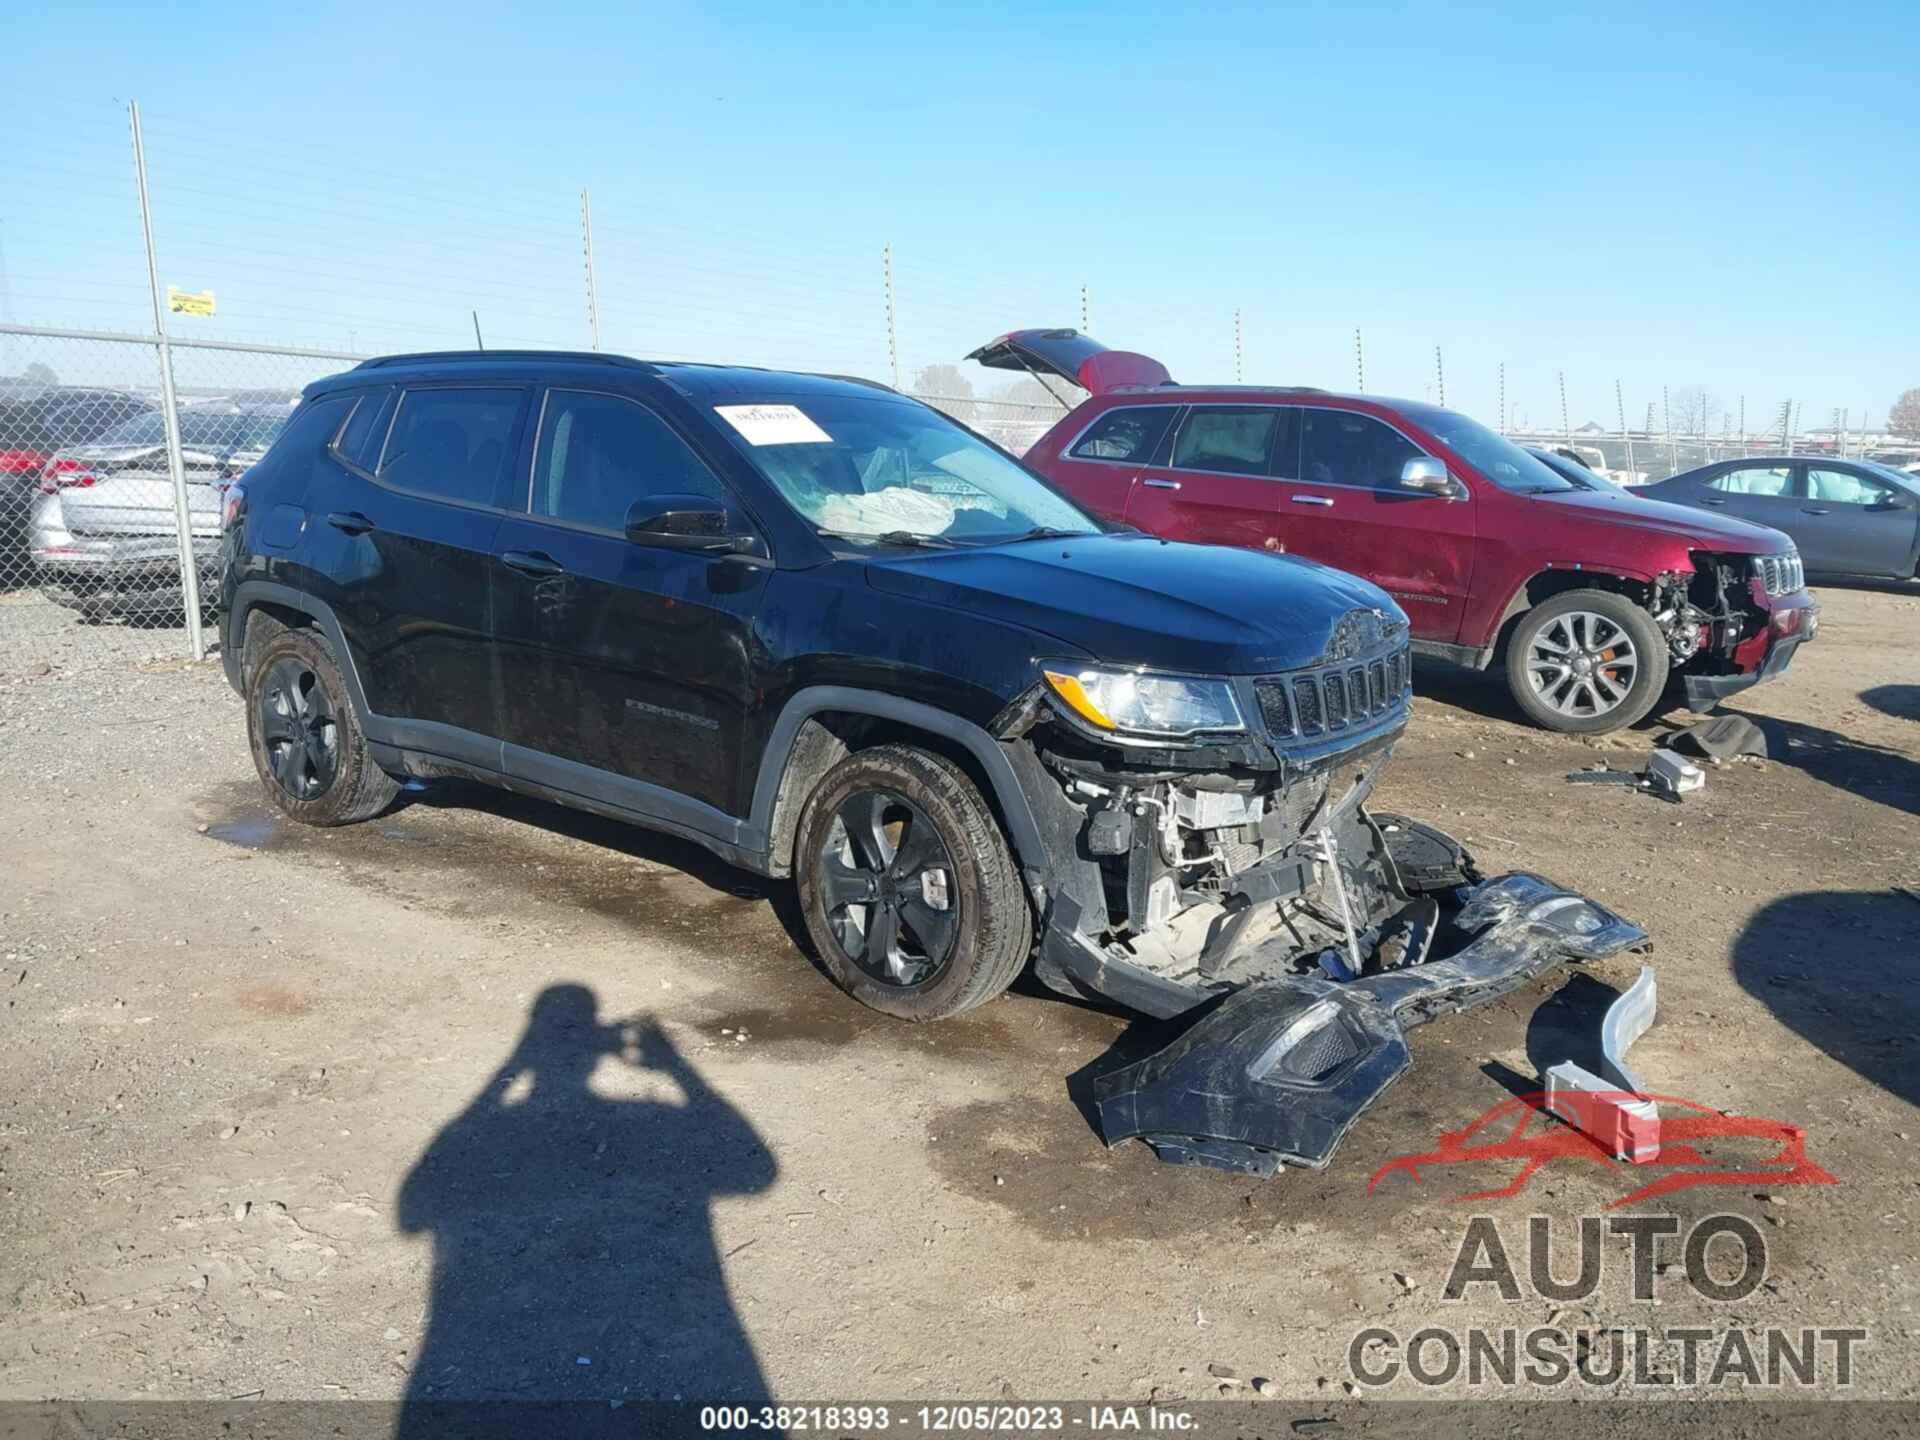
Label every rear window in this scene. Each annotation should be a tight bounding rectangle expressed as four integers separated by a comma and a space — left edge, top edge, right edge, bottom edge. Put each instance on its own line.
1068, 406, 1178, 463
1706, 465, 1792, 497
331, 388, 396, 470
377, 387, 522, 507
1172, 406, 1284, 477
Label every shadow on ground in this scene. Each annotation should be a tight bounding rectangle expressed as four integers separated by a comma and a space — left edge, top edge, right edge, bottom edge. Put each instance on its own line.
1742, 714, 1920, 819
1411, 656, 1678, 733
395, 985, 776, 1428
1731, 890, 1920, 1108
1860, 684, 1920, 723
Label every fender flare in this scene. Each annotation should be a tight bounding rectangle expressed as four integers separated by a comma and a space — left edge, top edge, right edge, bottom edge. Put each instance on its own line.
1484, 562, 1660, 656
749, 685, 1048, 876
224, 581, 376, 718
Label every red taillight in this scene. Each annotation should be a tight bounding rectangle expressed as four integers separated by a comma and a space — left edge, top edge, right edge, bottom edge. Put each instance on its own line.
220, 480, 247, 532
38, 458, 105, 495
0, 449, 49, 476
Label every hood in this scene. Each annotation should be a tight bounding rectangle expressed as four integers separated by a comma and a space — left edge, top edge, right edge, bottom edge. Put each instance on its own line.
864, 534, 1405, 674
965, 329, 1173, 396
1529, 487, 1791, 553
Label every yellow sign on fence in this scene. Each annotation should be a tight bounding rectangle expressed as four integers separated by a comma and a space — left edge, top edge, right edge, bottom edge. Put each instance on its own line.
166, 287, 216, 317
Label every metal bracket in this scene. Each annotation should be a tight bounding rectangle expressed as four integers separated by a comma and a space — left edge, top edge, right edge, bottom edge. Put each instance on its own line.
1544, 966, 1660, 1162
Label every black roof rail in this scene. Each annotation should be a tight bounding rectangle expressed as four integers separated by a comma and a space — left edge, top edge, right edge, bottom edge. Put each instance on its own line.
353, 349, 654, 371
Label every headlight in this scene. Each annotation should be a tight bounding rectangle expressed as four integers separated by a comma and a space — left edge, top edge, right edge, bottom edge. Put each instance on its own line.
1041, 665, 1245, 739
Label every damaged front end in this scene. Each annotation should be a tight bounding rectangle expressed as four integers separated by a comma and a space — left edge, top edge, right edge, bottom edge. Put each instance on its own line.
1653, 550, 1815, 710
997, 610, 1649, 1176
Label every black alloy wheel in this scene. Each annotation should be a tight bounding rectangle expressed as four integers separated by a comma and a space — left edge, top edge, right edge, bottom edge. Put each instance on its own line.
256, 655, 341, 801
815, 790, 960, 988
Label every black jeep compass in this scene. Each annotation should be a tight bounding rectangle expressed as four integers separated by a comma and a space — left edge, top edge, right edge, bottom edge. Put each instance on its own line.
218, 350, 1646, 1176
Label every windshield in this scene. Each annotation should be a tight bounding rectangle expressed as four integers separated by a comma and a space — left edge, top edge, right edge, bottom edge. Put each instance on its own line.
1530, 446, 1630, 495
1402, 404, 1576, 493
713, 393, 1097, 545
98, 411, 287, 451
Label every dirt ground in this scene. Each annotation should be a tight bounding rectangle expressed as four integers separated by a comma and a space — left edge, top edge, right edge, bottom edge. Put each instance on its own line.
1, 582, 1916, 1409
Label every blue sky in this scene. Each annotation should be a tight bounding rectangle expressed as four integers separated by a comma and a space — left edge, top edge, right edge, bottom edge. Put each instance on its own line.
4, 1, 1916, 431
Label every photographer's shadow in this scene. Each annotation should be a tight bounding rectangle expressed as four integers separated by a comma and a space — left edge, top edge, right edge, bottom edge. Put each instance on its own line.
396, 985, 776, 1423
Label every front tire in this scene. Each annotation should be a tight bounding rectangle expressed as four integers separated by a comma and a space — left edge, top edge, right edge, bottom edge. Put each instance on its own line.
795, 744, 1032, 1021
244, 626, 399, 826
1504, 589, 1669, 734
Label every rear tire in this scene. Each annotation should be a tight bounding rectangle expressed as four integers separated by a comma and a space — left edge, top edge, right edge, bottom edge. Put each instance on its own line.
795, 744, 1032, 1021
1505, 589, 1669, 734
244, 625, 398, 826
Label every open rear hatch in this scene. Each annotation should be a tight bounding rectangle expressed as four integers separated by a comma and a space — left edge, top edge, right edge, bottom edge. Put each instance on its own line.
965, 329, 1173, 397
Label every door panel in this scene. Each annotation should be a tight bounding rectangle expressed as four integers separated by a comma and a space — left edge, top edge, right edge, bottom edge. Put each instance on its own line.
490, 388, 766, 818
1123, 406, 1288, 551
490, 518, 767, 816
305, 385, 528, 741
1043, 404, 1181, 522
1275, 408, 1475, 643
1687, 463, 1804, 538
1796, 467, 1916, 576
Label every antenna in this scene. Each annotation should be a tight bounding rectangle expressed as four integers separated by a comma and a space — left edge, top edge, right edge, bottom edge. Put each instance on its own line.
472, 311, 485, 350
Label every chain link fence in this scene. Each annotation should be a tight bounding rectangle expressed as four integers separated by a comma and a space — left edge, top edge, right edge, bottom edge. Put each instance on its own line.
0, 325, 363, 679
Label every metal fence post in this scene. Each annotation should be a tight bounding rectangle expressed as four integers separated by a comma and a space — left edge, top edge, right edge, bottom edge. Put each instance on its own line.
882, 244, 899, 390
129, 100, 204, 662
1616, 379, 1635, 478
580, 187, 602, 351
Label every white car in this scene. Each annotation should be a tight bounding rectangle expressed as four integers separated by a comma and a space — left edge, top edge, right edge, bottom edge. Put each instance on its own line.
29, 407, 285, 619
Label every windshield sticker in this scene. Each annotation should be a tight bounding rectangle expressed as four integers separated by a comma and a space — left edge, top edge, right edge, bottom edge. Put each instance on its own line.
715, 404, 832, 446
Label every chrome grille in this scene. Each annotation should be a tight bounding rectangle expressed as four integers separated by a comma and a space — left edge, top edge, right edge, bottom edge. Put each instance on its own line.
1754, 551, 1803, 597
1255, 639, 1413, 740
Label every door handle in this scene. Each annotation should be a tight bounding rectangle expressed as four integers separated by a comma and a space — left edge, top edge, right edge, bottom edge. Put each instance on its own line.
1290, 494, 1334, 507
1142, 477, 1181, 491
501, 549, 566, 577
325, 510, 375, 535
1699, 497, 1727, 506
1801, 507, 1830, 515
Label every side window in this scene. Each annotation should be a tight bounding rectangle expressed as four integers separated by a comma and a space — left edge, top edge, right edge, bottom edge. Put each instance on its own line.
1068, 406, 1178, 463
532, 389, 725, 533
1170, 406, 1284, 477
330, 387, 396, 470
266, 394, 354, 461
1805, 468, 1891, 505
377, 387, 522, 506
1706, 465, 1793, 497
1300, 409, 1425, 490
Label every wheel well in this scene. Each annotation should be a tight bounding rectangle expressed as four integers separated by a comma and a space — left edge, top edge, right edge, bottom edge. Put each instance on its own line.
1490, 570, 1653, 664
241, 599, 321, 655
763, 711, 1016, 878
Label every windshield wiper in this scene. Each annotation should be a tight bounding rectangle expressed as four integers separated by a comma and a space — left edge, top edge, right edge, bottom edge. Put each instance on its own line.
816, 528, 958, 550
1003, 526, 1097, 543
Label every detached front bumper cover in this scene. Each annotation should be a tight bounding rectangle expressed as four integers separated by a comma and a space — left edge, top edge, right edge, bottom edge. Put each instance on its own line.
1092, 874, 1649, 1177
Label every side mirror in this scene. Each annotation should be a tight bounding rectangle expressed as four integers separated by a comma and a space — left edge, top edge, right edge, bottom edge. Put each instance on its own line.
1398, 457, 1457, 496
624, 495, 762, 555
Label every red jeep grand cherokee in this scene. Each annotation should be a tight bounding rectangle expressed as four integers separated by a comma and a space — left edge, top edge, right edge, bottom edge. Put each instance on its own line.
975, 329, 1818, 733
